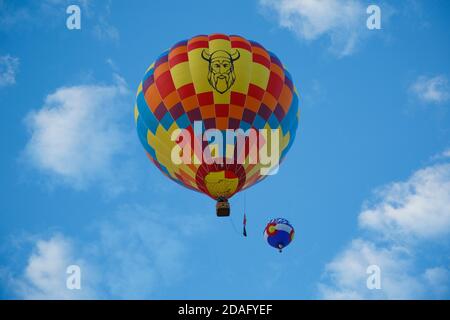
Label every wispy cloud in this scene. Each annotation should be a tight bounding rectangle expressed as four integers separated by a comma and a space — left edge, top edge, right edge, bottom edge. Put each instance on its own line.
259, 0, 366, 57
318, 154, 450, 299
0, 0, 119, 42
23, 74, 134, 194
444, 149, 450, 158
93, 15, 120, 43
0, 0, 81, 30
88, 0, 120, 42
5, 206, 208, 299
410, 75, 450, 104
0, 55, 19, 87
90, 206, 195, 298
0, 0, 31, 30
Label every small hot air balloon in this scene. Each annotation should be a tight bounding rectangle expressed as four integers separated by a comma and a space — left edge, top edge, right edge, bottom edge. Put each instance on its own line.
264, 218, 294, 252
135, 34, 299, 216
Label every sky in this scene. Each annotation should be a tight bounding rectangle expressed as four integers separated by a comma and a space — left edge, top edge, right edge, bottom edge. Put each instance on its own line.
0, 0, 449, 299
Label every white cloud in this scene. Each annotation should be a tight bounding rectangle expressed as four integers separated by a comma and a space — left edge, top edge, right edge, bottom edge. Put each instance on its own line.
23, 74, 132, 193
410, 75, 450, 104
319, 156, 450, 299
259, 0, 366, 57
318, 239, 447, 299
319, 240, 423, 299
359, 163, 450, 240
11, 235, 94, 299
0, 55, 19, 87
8, 207, 208, 299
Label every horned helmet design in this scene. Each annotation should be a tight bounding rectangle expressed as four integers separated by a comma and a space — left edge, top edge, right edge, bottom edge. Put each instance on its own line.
201, 49, 240, 94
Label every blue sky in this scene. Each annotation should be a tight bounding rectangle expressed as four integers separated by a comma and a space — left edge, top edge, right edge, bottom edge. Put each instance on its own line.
0, 0, 449, 299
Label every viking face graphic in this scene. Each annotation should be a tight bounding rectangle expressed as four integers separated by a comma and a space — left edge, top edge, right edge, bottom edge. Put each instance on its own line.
201, 49, 240, 94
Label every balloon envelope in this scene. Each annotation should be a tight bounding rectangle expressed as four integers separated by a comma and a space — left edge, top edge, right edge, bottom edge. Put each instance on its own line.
135, 34, 299, 200
264, 218, 295, 251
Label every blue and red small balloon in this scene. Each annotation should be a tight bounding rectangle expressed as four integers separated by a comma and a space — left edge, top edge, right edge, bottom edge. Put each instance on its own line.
264, 218, 295, 252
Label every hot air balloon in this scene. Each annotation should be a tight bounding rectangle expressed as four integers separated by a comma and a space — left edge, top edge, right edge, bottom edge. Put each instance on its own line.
264, 218, 294, 252
135, 34, 299, 216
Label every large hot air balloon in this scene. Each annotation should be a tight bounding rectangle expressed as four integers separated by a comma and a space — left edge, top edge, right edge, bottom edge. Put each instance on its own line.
135, 34, 299, 216
264, 218, 295, 252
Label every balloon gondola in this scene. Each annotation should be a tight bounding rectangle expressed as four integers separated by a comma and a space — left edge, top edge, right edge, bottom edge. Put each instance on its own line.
216, 197, 230, 217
